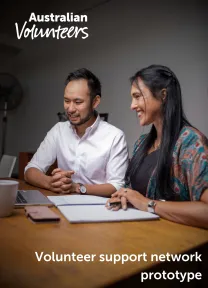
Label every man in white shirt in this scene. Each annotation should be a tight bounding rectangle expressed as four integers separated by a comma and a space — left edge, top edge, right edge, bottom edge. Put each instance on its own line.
25, 68, 129, 197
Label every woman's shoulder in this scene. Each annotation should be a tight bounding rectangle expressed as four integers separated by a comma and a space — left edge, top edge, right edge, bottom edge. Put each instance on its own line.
176, 126, 208, 160
179, 126, 208, 148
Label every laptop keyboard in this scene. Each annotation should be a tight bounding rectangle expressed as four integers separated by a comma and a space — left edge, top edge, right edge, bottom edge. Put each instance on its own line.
16, 191, 27, 204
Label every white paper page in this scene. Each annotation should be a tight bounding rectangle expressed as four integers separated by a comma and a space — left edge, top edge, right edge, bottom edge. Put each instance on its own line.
47, 195, 109, 206
58, 205, 160, 223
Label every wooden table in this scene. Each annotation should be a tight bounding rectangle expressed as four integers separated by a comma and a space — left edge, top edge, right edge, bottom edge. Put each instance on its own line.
0, 180, 208, 288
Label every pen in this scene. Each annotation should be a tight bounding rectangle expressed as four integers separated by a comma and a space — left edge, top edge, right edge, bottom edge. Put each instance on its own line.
109, 201, 121, 206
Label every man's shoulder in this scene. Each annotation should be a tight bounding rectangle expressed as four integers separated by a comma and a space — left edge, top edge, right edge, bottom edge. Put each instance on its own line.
49, 121, 69, 132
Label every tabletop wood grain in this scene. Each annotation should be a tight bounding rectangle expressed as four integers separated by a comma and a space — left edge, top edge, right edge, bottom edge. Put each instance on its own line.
0, 180, 207, 288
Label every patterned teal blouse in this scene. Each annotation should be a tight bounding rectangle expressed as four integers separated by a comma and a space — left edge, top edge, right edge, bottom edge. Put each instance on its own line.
132, 126, 208, 201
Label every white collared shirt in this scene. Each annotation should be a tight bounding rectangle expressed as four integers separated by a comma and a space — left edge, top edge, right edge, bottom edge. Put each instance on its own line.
25, 116, 129, 190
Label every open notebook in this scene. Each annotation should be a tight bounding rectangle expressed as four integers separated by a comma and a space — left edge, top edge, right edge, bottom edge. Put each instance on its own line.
48, 195, 160, 223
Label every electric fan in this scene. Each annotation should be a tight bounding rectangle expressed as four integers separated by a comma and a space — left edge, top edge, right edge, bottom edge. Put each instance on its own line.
0, 73, 23, 158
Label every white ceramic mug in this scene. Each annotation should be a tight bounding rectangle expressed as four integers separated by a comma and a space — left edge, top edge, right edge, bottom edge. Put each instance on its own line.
0, 180, 18, 217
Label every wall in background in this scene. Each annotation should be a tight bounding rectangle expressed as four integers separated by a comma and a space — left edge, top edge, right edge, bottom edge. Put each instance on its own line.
1, 0, 207, 174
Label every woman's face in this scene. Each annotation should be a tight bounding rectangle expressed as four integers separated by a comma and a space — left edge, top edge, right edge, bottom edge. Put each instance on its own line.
130, 78, 163, 126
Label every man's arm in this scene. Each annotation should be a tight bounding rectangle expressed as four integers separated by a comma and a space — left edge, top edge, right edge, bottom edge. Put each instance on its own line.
53, 131, 129, 197
106, 132, 129, 187
24, 125, 58, 187
74, 183, 116, 197
25, 168, 51, 190
24, 124, 73, 192
25, 172, 116, 196
84, 132, 129, 197
25, 167, 74, 193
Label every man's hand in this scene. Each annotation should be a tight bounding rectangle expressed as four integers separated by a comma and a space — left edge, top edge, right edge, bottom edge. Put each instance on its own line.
48, 168, 75, 194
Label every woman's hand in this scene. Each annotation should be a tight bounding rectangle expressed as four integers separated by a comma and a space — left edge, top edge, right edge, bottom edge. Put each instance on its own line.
106, 196, 126, 211
106, 188, 150, 211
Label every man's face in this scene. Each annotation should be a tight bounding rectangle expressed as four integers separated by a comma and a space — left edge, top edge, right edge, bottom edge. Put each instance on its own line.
64, 79, 94, 126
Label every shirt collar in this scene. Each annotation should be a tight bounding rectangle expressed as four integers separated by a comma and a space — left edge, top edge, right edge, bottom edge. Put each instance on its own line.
68, 111, 101, 136
85, 112, 100, 134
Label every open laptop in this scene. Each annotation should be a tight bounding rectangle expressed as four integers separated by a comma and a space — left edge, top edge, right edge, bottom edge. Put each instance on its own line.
15, 190, 53, 207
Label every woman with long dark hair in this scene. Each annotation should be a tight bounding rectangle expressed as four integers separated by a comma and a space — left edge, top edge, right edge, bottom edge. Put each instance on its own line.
107, 65, 208, 229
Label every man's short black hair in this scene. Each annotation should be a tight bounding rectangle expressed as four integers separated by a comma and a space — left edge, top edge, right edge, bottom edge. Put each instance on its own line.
65, 68, 101, 100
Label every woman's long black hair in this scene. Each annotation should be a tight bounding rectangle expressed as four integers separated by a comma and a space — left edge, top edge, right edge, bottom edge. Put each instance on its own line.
125, 65, 192, 200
